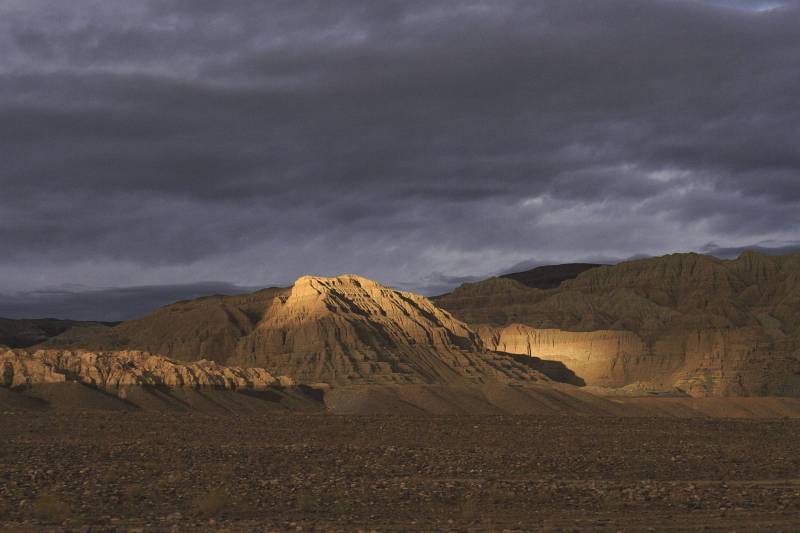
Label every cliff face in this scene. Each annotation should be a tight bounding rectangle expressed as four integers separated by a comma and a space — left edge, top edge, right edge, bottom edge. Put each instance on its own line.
2, 349, 290, 391
43, 275, 550, 386
477, 325, 652, 388
439, 252, 800, 396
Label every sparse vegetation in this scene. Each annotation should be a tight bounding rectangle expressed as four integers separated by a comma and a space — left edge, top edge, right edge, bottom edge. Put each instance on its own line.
296, 491, 320, 513
30, 492, 70, 523
1, 413, 799, 530
193, 487, 232, 518
484, 484, 516, 507
328, 489, 353, 516
460, 494, 478, 521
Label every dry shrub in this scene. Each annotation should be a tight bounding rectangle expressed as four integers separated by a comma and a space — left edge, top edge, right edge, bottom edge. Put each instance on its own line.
485, 485, 516, 506
296, 492, 320, 513
460, 495, 479, 521
460, 485, 514, 523
193, 487, 232, 518
31, 493, 70, 523
124, 483, 148, 504
329, 489, 353, 516
98, 467, 121, 486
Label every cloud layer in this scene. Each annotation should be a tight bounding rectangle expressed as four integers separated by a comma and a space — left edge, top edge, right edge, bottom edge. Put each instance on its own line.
1, 0, 799, 318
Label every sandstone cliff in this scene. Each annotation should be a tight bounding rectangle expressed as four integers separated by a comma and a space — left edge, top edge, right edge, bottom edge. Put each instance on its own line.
439, 252, 800, 396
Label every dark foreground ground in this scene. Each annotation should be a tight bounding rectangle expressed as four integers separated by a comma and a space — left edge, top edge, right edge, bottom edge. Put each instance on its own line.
1, 412, 799, 532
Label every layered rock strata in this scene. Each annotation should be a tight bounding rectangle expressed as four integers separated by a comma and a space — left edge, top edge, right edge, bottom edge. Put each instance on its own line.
2, 349, 291, 390
39, 275, 550, 386
439, 252, 800, 396
230, 275, 546, 384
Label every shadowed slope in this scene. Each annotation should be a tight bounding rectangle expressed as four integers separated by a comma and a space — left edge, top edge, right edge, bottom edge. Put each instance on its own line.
0, 318, 118, 349
44, 288, 288, 363
500, 263, 602, 289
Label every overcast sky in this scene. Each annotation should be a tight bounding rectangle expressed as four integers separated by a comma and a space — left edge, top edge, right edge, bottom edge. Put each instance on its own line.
1, 0, 799, 319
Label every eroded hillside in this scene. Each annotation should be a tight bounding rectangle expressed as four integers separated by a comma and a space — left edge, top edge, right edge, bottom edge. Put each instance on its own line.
2, 348, 290, 390
38, 275, 552, 386
438, 252, 800, 396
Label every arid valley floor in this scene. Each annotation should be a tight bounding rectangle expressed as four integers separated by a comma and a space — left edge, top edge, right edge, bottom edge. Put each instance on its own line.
6, 0, 800, 529
2, 411, 800, 532
5, 255, 800, 530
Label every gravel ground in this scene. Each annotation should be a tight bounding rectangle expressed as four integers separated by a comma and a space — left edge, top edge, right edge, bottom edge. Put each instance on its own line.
1, 411, 799, 531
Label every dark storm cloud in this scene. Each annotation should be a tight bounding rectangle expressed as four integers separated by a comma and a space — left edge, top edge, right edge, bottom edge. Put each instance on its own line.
1, 0, 799, 318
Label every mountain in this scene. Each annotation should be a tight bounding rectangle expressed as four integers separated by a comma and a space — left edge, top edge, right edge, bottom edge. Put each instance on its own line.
436, 252, 800, 396
44, 288, 288, 363
21, 255, 800, 397
40, 275, 553, 386
500, 263, 602, 289
0, 318, 118, 348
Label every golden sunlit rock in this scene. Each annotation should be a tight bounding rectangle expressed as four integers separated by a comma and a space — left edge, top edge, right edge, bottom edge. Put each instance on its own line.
32, 274, 553, 386
1, 348, 287, 391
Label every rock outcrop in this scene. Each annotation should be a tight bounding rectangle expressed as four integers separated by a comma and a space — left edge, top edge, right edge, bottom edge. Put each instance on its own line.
438, 252, 800, 396
41, 275, 551, 386
2, 349, 291, 391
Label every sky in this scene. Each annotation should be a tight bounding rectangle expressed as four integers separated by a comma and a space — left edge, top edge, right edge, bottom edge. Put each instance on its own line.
1, 0, 799, 320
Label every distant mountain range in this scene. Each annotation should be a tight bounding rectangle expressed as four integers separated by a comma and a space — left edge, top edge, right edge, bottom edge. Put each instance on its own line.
3, 251, 800, 398
0, 317, 118, 349
499, 263, 602, 289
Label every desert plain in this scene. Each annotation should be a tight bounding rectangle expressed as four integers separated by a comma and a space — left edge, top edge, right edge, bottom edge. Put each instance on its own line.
3, 254, 800, 531
2, 411, 800, 532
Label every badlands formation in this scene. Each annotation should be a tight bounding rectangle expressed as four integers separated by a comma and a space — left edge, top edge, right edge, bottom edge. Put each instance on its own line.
2, 349, 290, 390
22, 275, 553, 387
437, 252, 800, 396
5, 261, 800, 533
3, 252, 800, 413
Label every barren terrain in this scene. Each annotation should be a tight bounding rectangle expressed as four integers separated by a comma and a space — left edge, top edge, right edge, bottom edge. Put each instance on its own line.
2, 412, 799, 532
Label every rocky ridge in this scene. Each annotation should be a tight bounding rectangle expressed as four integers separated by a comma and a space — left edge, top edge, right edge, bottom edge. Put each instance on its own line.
2, 349, 291, 391
438, 252, 800, 396
229, 275, 529, 384
39, 275, 551, 386
18, 254, 800, 397
44, 288, 288, 364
